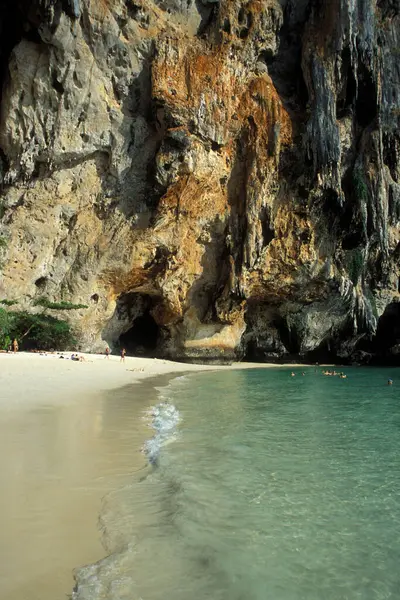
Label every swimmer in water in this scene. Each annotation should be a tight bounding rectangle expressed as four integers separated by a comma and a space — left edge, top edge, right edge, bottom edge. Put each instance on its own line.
388, 379, 393, 385
291, 372, 296, 377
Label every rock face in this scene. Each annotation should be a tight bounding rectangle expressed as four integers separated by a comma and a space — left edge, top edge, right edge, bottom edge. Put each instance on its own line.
0, 0, 400, 363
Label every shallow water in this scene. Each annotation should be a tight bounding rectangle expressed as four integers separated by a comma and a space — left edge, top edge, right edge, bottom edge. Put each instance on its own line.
0, 380, 160, 600
74, 367, 400, 600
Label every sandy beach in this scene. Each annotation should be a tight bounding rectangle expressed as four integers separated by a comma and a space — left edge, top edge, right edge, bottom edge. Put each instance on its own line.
0, 352, 290, 600
0, 351, 223, 411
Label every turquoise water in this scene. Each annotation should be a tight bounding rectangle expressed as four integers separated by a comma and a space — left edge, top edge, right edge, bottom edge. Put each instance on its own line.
74, 368, 400, 600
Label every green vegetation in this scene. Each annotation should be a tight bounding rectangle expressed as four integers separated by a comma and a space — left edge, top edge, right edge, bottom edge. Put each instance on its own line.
0, 236, 7, 250
0, 308, 77, 351
0, 299, 18, 306
32, 297, 88, 311
353, 166, 369, 203
364, 287, 378, 319
346, 247, 365, 286
0, 296, 88, 351
0, 308, 12, 350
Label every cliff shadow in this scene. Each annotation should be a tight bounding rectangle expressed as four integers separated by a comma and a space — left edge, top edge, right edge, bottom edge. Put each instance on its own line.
105, 46, 164, 223
262, 0, 310, 116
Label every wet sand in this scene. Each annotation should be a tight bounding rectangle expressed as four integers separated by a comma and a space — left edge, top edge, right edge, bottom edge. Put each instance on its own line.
0, 380, 158, 600
0, 352, 298, 600
0, 354, 214, 600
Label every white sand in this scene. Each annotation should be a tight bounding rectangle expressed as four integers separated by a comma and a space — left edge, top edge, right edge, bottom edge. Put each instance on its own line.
0, 351, 216, 410
0, 351, 294, 410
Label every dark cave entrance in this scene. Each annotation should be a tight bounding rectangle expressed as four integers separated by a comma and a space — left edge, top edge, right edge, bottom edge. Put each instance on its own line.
353, 302, 400, 365
355, 61, 378, 128
102, 291, 164, 358
373, 302, 400, 354
118, 306, 160, 357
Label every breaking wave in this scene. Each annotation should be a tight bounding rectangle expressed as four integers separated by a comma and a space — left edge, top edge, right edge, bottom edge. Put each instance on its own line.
142, 401, 181, 466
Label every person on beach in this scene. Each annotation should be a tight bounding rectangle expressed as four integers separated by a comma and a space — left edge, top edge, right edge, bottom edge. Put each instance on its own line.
12, 338, 19, 353
71, 353, 86, 362
105, 347, 110, 359
120, 348, 126, 363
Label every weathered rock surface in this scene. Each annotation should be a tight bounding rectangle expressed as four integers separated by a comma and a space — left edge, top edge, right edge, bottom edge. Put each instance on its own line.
0, 0, 400, 363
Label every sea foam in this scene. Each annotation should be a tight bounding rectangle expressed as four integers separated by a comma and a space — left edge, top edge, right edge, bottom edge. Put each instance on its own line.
143, 401, 181, 465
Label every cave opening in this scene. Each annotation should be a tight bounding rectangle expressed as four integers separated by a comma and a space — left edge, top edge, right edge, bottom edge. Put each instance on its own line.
276, 317, 301, 355
102, 292, 163, 358
264, 4, 310, 114
355, 61, 378, 127
353, 301, 400, 365
383, 132, 399, 183
118, 307, 160, 357
374, 302, 400, 352
336, 47, 357, 119
0, 2, 23, 108
35, 276, 48, 290
306, 341, 342, 365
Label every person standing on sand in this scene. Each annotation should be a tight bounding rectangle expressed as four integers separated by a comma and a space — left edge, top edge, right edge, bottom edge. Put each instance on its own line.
12, 338, 19, 353
120, 348, 126, 363
105, 347, 110, 359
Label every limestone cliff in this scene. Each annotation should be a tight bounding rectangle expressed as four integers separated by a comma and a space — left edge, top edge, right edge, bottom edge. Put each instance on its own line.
0, 0, 400, 364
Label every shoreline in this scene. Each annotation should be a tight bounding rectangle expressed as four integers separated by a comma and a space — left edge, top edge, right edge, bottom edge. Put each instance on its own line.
0, 351, 311, 411
0, 359, 189, 600
0, 353, 312, 600
91, 370, 190, 557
